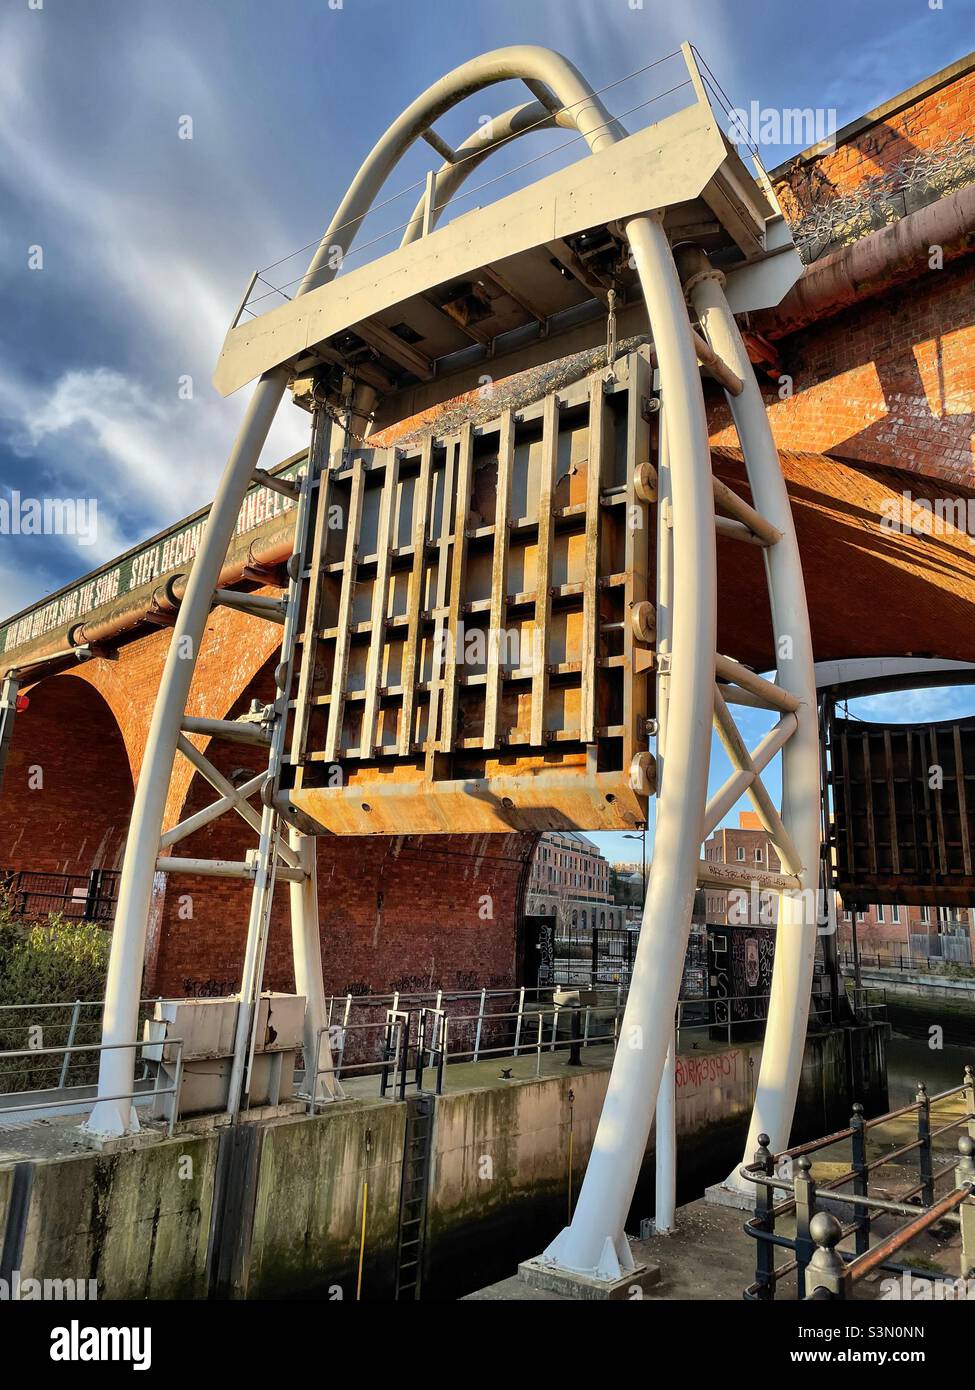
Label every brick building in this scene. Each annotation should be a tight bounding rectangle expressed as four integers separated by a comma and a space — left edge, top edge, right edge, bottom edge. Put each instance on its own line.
525, 832, 624, 932
2, 55, 975, 999
527, 832, 611, 903
836, 902, 973, 965
703, 813, 783, 925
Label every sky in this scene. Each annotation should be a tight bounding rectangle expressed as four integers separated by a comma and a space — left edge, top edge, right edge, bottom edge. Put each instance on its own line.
1, 0, 973, 856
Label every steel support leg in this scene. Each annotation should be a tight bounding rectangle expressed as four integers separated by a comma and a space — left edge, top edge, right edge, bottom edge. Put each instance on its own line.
679, 249, 821, 1186
655, 1038, 677, 1233
289, 831, 342, 1102
85, 371, 289, 1137
226, 799, 281, 1121
541, 212, 716, 1278
653, 408, 677, 1236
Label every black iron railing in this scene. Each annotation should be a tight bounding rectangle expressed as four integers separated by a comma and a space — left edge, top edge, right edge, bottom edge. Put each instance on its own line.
742, 1065, 975, 1299
0, 868, 118, 923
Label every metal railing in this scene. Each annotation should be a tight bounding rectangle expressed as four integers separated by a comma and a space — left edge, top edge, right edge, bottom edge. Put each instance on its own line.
0, 981, 880, 1121
741, 1065, 975, 1299
0, 868, 118, 923
305, 998, 627, 1106
0, 1037, 185, 1138
839, 948, 975, 975
0, 998, 162, 1094
301, 986, 844, 1108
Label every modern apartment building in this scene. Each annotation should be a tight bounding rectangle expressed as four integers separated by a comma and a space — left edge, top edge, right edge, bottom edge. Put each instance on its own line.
526, 831, 624, 932
528, 831, 612, 902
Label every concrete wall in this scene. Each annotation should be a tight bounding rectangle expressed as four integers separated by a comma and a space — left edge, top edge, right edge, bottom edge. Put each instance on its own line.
0, 1023, 888, 1301
247, 1100, 406, 1300
4, 1133, 219, 1299
855, 969, 975, 1045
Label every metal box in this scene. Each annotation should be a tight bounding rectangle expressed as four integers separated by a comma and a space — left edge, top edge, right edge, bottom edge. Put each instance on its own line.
143, 992, 305, 1121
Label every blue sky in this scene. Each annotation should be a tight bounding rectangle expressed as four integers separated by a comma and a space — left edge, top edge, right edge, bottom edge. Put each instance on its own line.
593, 684, 975, 866
1, 0, 973, 853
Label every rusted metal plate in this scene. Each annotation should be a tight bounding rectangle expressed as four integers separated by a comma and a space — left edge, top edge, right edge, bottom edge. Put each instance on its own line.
829, 713, 975, 907
285, 354, 655, 834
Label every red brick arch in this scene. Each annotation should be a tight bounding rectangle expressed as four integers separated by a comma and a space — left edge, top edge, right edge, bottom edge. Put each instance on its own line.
119, 647, 538, 1000
0, 671, 133, 876
1, 628, 537, 1000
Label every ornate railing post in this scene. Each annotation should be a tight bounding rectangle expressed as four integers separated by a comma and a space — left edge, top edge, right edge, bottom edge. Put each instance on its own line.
806, 1212, 846, 1299
956, 1135, 975, 1279
850, 1101, 869, 1255
916, 1081, 934, 1207
793, 1154, 817, 1298
752, 1133, 777, 1300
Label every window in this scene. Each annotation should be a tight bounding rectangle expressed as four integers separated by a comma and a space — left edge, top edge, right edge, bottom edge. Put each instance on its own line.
891, 905, 900, 924
736, 846, 745, 862
876, 905, 885, 924
921, 906, 931, 924
755, 848, 763, 864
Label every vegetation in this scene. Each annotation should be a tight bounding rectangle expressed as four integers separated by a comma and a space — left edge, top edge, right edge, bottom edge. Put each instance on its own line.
0, 898, 110, 1092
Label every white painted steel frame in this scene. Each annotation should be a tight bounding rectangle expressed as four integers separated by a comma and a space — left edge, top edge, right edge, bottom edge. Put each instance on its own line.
540, 214, 718, 1281
680, 249, 820, 1193
84, 47, 636, 1137
85, 44, 817, 1282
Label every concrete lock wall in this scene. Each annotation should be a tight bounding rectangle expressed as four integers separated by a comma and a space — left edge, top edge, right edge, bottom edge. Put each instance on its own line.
0, 1023, 887, 1300
856, 970, 975, 1046
1, 1134, 220, 1299
246, 1100, 407, 1300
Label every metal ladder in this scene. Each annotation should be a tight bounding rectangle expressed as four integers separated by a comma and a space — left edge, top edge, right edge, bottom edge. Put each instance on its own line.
151, 404, 332, 1117
394, 1094, 434, 1300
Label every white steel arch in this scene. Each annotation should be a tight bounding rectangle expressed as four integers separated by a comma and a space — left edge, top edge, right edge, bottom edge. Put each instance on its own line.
83, 41, 821, 1290
83, 46, 644, 1138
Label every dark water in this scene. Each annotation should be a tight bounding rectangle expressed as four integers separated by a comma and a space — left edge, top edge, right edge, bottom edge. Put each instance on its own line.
427, 1029, 969, 1298
886, 1033, 975, 1108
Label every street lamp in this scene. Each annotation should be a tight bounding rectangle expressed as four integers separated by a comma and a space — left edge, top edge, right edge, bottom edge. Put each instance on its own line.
622, 829, 647, 912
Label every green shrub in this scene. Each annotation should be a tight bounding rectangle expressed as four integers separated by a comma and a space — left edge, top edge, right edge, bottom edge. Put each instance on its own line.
0, 900, 110, 1092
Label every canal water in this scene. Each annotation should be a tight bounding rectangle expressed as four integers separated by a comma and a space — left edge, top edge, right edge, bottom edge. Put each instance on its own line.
886, 1033, 974, 1107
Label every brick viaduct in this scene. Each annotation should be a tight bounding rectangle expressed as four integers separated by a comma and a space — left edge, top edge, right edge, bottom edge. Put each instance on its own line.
2, 56, 975, 1002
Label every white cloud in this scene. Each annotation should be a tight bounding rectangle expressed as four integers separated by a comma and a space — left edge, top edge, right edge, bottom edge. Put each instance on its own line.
0, 362, 310, 572
851, 687, 975, 723
0, 10, 312, 591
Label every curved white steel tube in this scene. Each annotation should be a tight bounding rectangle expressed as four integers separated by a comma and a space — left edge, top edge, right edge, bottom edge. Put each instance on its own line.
400, 100, 575, 246
679, 248, 821, 1190
541, 214, 716, 1279
84, 48, 634, 1137
298, 45, 625, 296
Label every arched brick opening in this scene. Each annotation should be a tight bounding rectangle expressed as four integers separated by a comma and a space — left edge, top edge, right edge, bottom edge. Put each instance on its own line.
146, 654, 538, 999
0, 673, 133, 876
